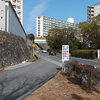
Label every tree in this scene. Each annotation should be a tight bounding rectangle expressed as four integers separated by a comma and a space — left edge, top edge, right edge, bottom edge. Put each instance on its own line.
46, 28, 62, 49
46, 27, 77, 50
78, 21, 91, 49
61, 27, 76, 45
88, 20, 100, 49
69, 38, 81, 53
27, 34, 35, 41
78, 14, 100, 49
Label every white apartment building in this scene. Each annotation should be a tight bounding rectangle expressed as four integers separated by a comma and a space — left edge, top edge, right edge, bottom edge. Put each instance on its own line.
0, 0, 33, 46
10, 0, 23, 24
36, 16, 77, 37
87, 3, 100, 23
0, 0, 25, 40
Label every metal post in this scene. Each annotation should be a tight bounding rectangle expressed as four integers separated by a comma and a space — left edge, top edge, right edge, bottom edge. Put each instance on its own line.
33, 47, 34, 56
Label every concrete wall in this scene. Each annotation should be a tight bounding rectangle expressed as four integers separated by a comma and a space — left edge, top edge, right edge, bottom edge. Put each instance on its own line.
0, 30, 32, 67
94, 4, 100, 16
5, 1, 26, 41
38, 43, 50, 49
0, 1, 33, 46
0, 0, 5, 31
26, 37, 33, 46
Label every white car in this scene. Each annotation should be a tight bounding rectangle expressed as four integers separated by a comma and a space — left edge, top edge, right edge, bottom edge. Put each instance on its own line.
42, 49, 47, 53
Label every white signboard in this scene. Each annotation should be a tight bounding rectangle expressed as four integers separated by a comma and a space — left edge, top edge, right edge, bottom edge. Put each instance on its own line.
62, 45, 69, 62
98, 50, 100, 58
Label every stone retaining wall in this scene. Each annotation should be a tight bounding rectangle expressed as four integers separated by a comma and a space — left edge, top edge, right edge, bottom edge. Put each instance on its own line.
35, 43, 50, 50
0, 30, 32, 67
39, 43, 50, 49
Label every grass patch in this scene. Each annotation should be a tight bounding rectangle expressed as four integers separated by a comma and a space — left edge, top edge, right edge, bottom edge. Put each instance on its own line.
28, 56, 35, 62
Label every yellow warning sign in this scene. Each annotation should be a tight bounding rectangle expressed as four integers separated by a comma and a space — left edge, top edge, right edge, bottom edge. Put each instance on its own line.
32, 44, 35, 48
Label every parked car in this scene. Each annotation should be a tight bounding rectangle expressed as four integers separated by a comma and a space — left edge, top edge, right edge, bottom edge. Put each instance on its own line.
49, 50, 56, 55
42, 49, 47, 53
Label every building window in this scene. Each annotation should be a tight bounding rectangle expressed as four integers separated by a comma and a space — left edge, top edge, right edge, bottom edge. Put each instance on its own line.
19, 17, 21, 21
17, 0, 21, 4
91, 14, 94, 16
17, 6, 21, 9
1, 16, 3, 19
17, 12, 21, 15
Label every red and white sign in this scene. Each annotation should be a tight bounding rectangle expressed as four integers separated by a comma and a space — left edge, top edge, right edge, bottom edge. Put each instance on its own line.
98, 50, 100, 58
62, 45, 69, 62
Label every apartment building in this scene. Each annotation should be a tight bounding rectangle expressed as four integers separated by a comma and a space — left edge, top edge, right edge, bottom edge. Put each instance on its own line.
87, 3, 100, 23
0, 0, 33, 46
36, 16, 77, 37
0, 0, 25, 39
10, 0, 23, 24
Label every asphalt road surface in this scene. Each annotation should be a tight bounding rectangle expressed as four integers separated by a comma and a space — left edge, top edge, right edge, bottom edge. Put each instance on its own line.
0, 57, 61, 100
0, 51, 100, 100
37, 50, 100, 70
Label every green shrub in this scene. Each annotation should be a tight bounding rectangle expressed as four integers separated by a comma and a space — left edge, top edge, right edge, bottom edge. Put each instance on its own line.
71, 49, 97, 59
47, 49, 52, 52
56, 50, 62, 54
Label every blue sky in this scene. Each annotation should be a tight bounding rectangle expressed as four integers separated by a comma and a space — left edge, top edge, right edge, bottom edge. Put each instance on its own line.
23, 0, 100, 36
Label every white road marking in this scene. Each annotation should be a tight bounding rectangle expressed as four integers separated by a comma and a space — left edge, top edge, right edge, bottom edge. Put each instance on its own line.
37, 54, 62, 67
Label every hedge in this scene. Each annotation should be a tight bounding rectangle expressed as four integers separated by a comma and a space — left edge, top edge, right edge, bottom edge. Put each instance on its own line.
71, 49, 98, 59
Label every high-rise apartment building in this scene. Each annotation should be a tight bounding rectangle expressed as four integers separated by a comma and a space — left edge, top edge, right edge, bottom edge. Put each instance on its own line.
87, 3, 100, 23
10, 0, 23, 24
36, 16, 77, 37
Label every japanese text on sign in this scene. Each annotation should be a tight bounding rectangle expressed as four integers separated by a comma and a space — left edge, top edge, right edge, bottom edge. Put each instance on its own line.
62, 45, 69, 62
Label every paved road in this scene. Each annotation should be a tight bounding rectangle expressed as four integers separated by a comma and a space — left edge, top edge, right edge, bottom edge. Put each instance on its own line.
37, 50, 100, 70
0, 57, 61, 100
1, 51, 100, 100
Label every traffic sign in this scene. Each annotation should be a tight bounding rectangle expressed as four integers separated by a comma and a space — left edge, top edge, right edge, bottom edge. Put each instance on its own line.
62, 45, 69, 62
32, 44, 35, 48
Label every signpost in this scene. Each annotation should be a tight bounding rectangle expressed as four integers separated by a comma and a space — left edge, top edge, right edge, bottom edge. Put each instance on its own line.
32, 44, 35, 56
62, 45, 69, 72
98, 49, 100, 58
62, 45, 69, 62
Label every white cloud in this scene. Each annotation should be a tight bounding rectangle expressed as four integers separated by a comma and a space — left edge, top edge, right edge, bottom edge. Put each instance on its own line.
25, 28, 31, 33
26, 1, 48, 35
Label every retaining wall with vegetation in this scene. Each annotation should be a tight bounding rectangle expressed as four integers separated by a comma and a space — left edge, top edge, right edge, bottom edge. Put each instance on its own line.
0, 30, 32, 67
